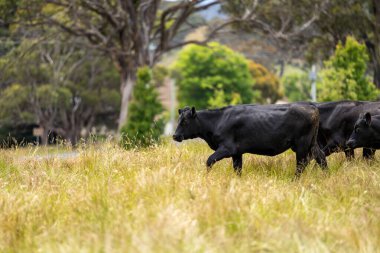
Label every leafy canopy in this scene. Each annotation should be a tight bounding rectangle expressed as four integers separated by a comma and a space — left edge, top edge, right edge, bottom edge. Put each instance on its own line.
282, 67, 311, 102
0, 37, 121, 144
174, 42, 254, 109
318, 36, 379, 101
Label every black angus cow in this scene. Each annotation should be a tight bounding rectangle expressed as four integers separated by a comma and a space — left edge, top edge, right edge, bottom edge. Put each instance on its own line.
316, 101, 380, 159
173, 103, 327, 177
346, 112, 380, 150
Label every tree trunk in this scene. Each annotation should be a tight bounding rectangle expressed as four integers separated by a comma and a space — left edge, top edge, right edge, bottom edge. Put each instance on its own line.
373, 0, 380, 89
41, 128, 49, 146
374, 62, 380, 89
363, 39, 380, 88
69, 130, 79, 146
278, 59, 285, 77
118, 73, 136, 131
40, 127, 50, 146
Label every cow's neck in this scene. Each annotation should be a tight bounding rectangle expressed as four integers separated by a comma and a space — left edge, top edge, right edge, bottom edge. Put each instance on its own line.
196, 110, 221, 150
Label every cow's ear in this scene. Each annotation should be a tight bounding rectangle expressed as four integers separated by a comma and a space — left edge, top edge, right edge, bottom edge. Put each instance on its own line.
191, 106, 197, 118
364, 112, 372, 126
178, 109, 182, 115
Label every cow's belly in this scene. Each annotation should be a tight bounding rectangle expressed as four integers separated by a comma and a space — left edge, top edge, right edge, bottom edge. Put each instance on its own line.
246, 146, 290, 156
236, 137, 292, 156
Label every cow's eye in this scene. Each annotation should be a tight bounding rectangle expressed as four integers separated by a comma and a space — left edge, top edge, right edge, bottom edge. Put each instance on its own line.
355, 127, 359, 133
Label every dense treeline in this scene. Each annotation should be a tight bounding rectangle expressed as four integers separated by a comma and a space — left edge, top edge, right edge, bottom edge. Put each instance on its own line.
0, 0, 379, 146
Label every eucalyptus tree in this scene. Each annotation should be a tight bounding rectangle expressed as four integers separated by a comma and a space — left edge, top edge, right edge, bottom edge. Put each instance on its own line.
8, 0, 236, 130
0, 38, 120, 145
223, 0, 380, 88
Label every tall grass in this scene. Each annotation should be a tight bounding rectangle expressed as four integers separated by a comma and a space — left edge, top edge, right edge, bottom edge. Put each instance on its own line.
0, 140, 379, 252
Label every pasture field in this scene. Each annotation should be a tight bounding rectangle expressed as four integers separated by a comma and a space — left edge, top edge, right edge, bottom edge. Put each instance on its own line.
0, 140, 379, 253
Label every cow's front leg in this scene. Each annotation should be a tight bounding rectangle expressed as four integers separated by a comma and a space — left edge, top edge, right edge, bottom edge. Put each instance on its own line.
344, 148, 355, 159
322, 140, 338, 157
295, 158, 308, 179
363, 148, 375, 159
206, 147, 230, 172
232, 154, 243, 176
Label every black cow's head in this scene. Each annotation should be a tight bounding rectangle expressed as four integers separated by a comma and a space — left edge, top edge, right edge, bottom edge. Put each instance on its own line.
173, 106, 199, 142
346, 112, 373, 148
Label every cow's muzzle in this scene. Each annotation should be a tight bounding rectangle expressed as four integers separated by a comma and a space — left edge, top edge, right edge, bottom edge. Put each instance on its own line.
173, 134, 184, 142
346, 139, 356, 149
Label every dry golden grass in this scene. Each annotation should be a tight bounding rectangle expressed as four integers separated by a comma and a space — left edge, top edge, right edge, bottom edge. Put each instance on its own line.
0, 139, 379, 253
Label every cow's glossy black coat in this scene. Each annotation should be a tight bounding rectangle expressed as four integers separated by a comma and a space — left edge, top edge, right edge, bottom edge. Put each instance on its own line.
347, 113, 380, 149
316, 101, 380, 158
173, 103, 327, 177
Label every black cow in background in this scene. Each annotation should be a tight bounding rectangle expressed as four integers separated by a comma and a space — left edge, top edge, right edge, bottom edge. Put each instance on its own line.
173, 103, 327, 177
347, 112, 380, 150
316, 101, 380, 159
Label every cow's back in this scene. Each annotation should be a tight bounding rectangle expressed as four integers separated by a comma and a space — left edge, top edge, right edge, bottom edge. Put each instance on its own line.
317, 101, 365, 130
211, 103, 319, 155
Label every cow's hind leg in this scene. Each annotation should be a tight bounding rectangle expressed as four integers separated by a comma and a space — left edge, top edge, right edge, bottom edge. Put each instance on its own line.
232, 154, 243, 176
322, 139, 340, 157
344, 149, 355, 159
295, 152, 310, 179
363, 148, 375, 159
206, 147, 230, 172
294, 136, 313, 178
322, 146, 332, 157
313, 146, 328, 170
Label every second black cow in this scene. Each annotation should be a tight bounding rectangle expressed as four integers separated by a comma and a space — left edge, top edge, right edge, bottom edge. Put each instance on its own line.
173, 103, 327, 177
347, 112, 380, 150
316, 101, 380, 159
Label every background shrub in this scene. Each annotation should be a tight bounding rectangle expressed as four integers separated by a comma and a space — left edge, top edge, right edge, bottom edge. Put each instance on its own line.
120, 67, 164, 149
318, 36, 379, 101
174, 42, 254, 109
281, 67, 311, 102
248, 60, 282, 104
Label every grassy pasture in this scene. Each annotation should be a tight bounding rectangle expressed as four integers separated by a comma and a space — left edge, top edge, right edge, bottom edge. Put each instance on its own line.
0, 140, 379, 253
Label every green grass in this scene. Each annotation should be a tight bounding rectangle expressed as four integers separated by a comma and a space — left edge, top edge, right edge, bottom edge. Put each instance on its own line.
0, 140, 379, 252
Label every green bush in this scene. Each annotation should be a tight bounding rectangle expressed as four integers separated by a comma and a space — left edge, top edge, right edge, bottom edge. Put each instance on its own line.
120, 67, 164, 149
248, 60, 282, 104
281, 67, 311, 102
174, 42, 254, 109
318, 36, 379, 101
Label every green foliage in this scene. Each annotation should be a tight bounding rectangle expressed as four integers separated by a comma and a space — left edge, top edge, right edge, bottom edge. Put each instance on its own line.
174, 42, 254, 109
318, 36, 379, 101
208, 84, 243, 108
304, 0, 371, 63
35, 84, 72, 109
223, 0, 321, 31
120, 67, 164, 149
0, 38, 121, 143
222, 0, 380, 87
0, 83, 34, 124
248, 60, 282, 104
0, 0, 19, 24
66, 56, 121, 111
282, 67, 311, 102
152, 65, 169, 87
